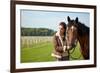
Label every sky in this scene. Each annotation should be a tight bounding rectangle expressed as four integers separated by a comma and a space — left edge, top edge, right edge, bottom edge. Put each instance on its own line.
21, 9, 90, 31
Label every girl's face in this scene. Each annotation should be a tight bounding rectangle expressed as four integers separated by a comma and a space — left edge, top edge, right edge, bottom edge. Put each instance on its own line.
59, 25, 65, 35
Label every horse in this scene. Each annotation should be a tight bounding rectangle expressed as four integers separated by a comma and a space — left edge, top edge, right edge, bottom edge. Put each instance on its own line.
66, 16, 90, 60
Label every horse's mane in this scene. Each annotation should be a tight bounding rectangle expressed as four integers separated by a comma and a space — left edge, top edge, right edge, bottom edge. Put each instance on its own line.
77, 22, 89, 36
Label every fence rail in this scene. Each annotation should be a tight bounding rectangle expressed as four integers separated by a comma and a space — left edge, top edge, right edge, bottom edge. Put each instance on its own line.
21, 36, 53, 48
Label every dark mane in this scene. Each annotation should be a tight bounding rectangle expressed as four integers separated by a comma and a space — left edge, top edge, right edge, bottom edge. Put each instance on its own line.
77, 22, 89, 36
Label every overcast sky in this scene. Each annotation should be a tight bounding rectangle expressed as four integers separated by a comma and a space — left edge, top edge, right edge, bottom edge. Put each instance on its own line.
21, 10, 90, 31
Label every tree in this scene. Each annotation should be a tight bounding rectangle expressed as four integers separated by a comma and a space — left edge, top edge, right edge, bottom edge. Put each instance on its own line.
21, 27, 56, 36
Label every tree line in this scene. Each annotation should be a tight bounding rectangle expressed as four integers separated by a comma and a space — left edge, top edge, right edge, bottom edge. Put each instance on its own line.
21, 27, 56, 36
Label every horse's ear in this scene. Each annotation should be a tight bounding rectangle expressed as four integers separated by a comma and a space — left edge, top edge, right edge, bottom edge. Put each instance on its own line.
67, 16, 70, 22
75, 17, 78, 23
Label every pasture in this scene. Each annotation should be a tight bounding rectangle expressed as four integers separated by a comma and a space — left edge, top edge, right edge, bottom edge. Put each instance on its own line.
21, 36, 84, 63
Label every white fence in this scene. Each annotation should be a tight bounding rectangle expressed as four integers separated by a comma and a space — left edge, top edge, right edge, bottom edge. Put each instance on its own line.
21, 36, 53, 48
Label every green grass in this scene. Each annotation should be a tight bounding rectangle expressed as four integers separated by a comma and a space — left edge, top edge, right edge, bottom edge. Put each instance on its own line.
21, 41, 84, 63
21, 42, 56, 63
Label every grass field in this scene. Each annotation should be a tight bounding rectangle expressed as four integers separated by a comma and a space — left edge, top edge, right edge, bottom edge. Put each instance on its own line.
21, 36, 84, 63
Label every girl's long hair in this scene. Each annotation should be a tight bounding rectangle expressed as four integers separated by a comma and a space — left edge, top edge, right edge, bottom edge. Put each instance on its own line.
59, 22, 66, 41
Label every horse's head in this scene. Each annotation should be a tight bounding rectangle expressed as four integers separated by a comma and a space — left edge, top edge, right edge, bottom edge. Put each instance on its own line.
66, 16, 78, 49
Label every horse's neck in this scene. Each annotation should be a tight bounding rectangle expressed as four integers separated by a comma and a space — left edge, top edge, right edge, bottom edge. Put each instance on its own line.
78, 35, 89, 49
78, 34, 89, 59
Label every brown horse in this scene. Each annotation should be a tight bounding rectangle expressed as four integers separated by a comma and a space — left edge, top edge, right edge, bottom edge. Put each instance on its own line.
66, 16, 90, 60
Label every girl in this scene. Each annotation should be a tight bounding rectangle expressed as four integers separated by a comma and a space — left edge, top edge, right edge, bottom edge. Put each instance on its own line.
51, 22, 69, 61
